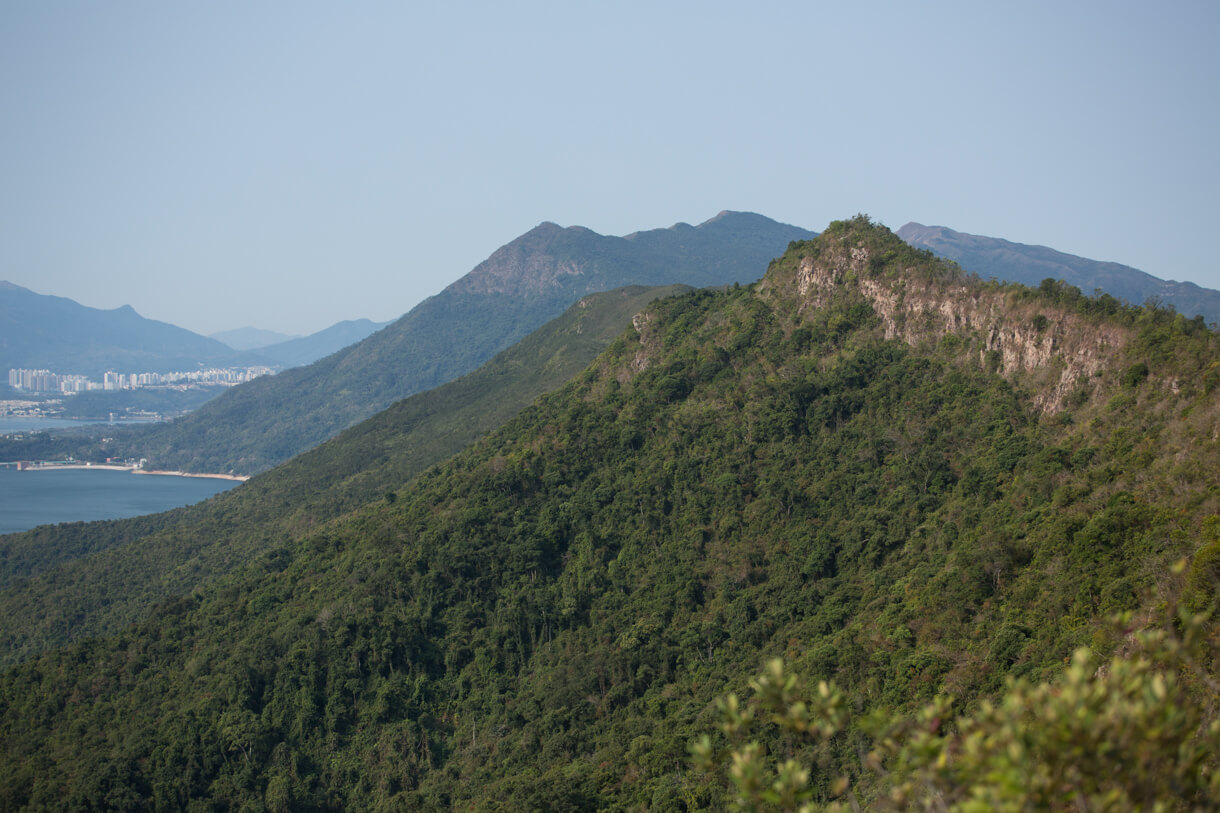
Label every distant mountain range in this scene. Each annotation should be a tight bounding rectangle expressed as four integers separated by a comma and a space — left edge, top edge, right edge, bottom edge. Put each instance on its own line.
16, 212, 1216, 475
0, 281, 258, 377
210, 320, 392, 367
254, 318, 392, 368
0, 281, 399, 385
209, 326, 299, 351
897, 222, 1220, 324
96, 211, 816, 474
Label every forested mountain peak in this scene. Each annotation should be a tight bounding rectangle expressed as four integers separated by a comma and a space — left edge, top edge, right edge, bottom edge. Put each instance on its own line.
694, 208, 797, 232
444, 220, 599, 296
28, 212, 810, 475
1, 216, 1216, 809
760, 216, 1206, 412
448, 212, 816, 298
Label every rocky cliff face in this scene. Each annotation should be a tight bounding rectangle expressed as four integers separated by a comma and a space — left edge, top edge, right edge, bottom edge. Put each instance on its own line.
768, 222, 1133, 412
623, 310, 665, 380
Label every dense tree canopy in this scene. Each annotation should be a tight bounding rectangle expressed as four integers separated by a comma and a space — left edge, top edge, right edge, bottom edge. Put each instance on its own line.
1, 219, 1216, 809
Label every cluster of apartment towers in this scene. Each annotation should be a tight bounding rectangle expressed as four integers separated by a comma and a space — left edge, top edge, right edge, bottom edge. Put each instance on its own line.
8, 366, 274, 394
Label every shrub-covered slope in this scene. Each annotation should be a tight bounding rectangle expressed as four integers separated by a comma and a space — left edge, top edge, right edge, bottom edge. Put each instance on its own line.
0, 285, 688, 667
1, 218, 1217, 809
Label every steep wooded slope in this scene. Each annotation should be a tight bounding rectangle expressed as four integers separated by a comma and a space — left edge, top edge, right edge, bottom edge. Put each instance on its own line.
1, 219, 1216, 809
0, 285, 688, 666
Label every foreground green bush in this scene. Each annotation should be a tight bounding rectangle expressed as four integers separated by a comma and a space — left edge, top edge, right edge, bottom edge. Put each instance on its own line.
696, 613, 1220, 811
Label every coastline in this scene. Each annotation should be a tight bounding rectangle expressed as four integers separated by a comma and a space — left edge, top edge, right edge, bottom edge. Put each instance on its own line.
18, 464, 247, 482
135, 469, 249, 482
21, 463, 132, 472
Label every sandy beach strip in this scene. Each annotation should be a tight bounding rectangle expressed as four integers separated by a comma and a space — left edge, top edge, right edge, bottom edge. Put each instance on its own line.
136, 469, 249, 482
18, 463, 247, 481
23, 463, 133, 472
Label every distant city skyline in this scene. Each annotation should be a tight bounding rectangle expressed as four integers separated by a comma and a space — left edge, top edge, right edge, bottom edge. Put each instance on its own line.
8, 365, 274, 394
3, 2, 1218, 336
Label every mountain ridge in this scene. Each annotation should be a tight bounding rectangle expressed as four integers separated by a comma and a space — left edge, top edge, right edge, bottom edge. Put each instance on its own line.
897, 221, 1220, 324
446, 211, 802, 298
254, 318, 392, 368
0, 281, 264, 376
0, 218, 1215, 808
81, 211, 815, 474
210, 326, 301, 351
771, 220, 1134, 412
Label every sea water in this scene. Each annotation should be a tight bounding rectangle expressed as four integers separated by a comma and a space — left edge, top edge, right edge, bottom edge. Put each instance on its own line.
0, 467, 239, 535
0, 416, 116, 433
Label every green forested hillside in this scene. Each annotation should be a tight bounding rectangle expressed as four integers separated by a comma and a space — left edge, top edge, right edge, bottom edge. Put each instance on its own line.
0, 285, 688, 666
1, 219, 1216, 810
18, 212, 811, 477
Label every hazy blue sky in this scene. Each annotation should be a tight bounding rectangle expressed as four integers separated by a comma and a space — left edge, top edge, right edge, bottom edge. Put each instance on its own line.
3, 1, 1218, 335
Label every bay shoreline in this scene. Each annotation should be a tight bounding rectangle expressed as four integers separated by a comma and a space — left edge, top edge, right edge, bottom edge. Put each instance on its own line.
17, 463, 247, 482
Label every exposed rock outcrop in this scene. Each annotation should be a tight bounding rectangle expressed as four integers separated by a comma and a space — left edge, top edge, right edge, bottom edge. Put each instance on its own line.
773, 223, 1131, 412
628, 311, 659, 376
